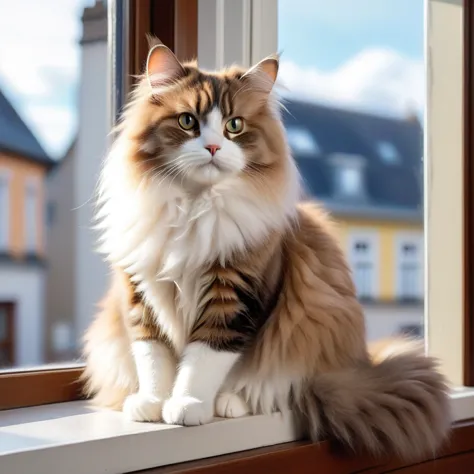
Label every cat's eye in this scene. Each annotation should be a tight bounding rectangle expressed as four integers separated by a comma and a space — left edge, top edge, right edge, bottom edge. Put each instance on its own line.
178, 113, 197, 130
225, 117, 244, 134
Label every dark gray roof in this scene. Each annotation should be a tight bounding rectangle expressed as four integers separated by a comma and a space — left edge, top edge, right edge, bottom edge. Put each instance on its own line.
282, 99, 423, 220
0, 89, 53, 166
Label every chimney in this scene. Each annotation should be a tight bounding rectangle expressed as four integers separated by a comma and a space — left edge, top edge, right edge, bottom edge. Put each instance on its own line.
81, 1, 107, 45
403, 101, 422, 128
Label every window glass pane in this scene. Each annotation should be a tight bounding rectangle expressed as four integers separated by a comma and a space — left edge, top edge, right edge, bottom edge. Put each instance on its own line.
0, 0, 108, 370
0, 307, 7, 341
286, 127, 321, 156
339, 167, 362, 196
0, 174, 9, 250
376, 141, 401, 165
0, 305, 12, 367
25, 181, 38, 253
278, 0, 424, 341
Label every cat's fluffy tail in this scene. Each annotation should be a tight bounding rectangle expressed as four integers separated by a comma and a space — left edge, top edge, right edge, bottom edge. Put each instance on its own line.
297, 338, 452, 461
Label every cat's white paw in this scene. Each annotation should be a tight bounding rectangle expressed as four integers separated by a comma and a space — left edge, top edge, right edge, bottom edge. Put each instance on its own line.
215, 392, 250, 418
162, 396, 213, 426
123, 393, 163, 422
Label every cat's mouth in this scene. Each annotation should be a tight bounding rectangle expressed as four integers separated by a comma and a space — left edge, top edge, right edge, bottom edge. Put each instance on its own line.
197, 159, 225, 172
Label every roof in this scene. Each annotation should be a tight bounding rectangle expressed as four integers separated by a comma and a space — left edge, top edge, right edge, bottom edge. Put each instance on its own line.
282, 98, 423, 221
0, 89, 53, 166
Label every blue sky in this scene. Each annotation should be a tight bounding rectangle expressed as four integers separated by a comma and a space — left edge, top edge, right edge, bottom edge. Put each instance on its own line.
278, 0, 424, 70
0, 0, 424, 159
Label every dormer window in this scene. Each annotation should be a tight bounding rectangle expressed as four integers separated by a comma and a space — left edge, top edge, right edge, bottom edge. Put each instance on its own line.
329, 153, 367, 199
286, 127, 320, 156
338, 166, 363, 196
376, 141, 400, 164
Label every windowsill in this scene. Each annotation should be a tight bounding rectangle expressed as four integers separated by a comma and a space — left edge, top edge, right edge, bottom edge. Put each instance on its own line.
1, 389, 473, 474
0, 401, 302, 474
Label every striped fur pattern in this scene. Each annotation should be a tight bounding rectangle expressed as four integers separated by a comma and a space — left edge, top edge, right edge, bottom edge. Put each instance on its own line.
83, 42, 451, 460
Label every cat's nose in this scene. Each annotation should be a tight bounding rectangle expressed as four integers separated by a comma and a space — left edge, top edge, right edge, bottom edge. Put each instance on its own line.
205, 144, 221, 156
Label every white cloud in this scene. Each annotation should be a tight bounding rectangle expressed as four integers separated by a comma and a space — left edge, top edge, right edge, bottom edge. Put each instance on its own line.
23, 105, 77, 158
0, 0, 81, 97
0, 0, 88, 158
277, 48, 424, 119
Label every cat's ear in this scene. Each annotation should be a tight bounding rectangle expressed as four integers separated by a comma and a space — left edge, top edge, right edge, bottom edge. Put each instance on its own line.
242, 54, 279, 94
146, 34, 163, 49
146, 44, 185, 90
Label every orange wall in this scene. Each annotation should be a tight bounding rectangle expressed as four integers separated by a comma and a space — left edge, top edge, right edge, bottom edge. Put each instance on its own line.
0, 152, 47, 257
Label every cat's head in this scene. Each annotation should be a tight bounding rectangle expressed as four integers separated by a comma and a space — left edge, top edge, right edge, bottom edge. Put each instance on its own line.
121, 44, 289, 190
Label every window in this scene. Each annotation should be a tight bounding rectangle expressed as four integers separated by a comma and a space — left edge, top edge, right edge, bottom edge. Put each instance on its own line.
0, 303, 14, 367
376, 140, 400, 164
0, 0, 110, 372
330, 153, 366, 198
396, 233, 423, 301
278, 0, 424, 349
286, 127, 320, 155
0, 0, 195, 380
1, 1, 474, 472
338, 165, 363, 196
0, 172, 10, 251
349, 232, 378, 300
25, 179, 38, 253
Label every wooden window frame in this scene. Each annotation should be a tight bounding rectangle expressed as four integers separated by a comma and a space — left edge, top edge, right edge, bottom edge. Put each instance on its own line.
139, 420, 474, 473
464, 0, 474, 387
2, 0, 474, 472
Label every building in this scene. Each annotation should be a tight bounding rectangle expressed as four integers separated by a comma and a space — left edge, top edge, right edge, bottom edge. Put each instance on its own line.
73, 0, 109, 346
44, 0, 109, 362
0, 89, 54, 367
44, 141, 77, 362
284, 99, 424, 339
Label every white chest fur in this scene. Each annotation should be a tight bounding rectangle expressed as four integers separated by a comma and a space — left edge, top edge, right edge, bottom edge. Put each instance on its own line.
97, 150, 300, 353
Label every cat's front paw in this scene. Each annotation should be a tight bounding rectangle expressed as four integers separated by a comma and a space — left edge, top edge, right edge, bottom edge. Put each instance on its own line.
215, 392, 250, 418
162, 396, 213, 426
123, 393, 163, 422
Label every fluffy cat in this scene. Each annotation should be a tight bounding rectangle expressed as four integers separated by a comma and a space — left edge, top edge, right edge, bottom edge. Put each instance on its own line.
83, 41, 451, 461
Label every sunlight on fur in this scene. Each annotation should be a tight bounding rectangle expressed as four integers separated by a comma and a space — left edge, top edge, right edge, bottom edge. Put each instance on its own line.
82, 38, 452, 462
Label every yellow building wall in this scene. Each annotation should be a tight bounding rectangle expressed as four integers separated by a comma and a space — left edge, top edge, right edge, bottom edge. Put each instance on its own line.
0, 152, 47, 257
332, 217, 423, 301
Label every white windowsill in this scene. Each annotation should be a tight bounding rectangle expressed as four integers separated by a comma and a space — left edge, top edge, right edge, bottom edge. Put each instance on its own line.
0, 401, 302, 474
1, 390, 474, 474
